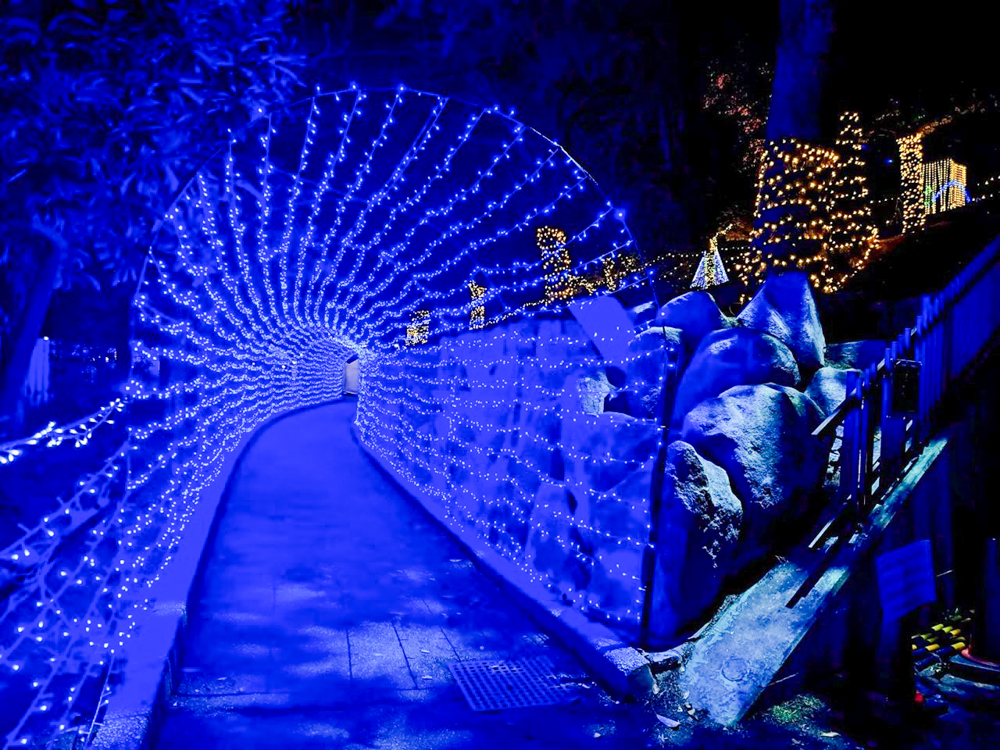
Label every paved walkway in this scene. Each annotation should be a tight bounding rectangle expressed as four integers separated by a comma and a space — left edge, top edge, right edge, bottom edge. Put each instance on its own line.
154, 401, 645, 750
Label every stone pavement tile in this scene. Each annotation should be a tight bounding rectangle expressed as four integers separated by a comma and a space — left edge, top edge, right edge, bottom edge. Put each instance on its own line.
348, 620, 418, 692
158, 689, 644, 750
175, 668, 270, 697
155, 403, 646, 749
394, 619, 460, 687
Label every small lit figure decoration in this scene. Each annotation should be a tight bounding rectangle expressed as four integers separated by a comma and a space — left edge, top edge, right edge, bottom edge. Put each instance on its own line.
691, 227, 730, 290
537, 225, 577, 303
601, 251, 641, 292
468, 281, 485, 330
924, 158, 969, 215
406, 309, 430, 345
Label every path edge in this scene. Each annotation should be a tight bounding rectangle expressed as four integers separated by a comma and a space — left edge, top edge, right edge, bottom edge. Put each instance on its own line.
91, 400, 343, 750
349, 420, 656, 702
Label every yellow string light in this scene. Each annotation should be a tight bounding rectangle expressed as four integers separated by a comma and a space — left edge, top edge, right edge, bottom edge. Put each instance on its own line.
898, 132, 925, 233
924, 158, 968, 214
406, 309, 430, 345
467, 281, 485, 330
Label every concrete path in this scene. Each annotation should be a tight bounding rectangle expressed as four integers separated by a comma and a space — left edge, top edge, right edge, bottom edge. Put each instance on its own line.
154, 401, 647, 750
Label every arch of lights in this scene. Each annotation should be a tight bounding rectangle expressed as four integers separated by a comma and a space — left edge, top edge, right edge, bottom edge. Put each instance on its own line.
0, 85, 664, 746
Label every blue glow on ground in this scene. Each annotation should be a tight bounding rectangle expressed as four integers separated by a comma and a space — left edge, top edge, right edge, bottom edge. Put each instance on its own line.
154, 401, 645, 749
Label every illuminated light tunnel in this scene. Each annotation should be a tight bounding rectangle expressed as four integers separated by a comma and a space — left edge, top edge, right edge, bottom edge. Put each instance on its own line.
2, 86, 671, 744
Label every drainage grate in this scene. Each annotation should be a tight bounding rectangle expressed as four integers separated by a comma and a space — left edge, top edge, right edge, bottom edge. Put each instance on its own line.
448, 656, 575, 711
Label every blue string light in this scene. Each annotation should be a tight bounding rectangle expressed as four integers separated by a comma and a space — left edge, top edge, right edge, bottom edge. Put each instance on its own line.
0, 87, 662, 746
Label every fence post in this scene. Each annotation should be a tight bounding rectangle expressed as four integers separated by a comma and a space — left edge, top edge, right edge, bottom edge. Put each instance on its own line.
880, 344, 904, 491
841, 370, 861, 518
859, 369, 876, 513
916, 298, 931, 445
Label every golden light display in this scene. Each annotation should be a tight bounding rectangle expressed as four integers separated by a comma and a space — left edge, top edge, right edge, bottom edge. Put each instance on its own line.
537, 225, 578, 303
824, 112, 878, 288
406, 309, 430, 346
468, 280, 485, 330
898, 132, 925, 233
747, 137, 840, 290
691, 227, 730, 290
924, 158, 969, 214
744, 113, 883, 296
600, 251, 642, 292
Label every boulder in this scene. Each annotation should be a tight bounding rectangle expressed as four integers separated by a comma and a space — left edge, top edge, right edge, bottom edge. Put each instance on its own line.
524, 483, 591, 598
680, 383, 827, 572
737, 271, 826, 370
622, 326, 684, 419
649, 441, 743, 641
563, 411, 660, 495
824, 340, 886, 372
579, 459, 653, 624
656, 290, 733, 352
605, 327, 684, 419
628, 300, 658, 329
576, 369, 615, 415
806, 366, 859, 417
670, 328, 800, 430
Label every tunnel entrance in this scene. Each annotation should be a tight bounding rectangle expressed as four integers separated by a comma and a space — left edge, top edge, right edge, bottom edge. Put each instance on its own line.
131, 85, 664, 645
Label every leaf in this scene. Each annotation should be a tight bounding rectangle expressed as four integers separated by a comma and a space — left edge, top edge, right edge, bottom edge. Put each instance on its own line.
655, 714, 680, 729
180, 87, 204, 105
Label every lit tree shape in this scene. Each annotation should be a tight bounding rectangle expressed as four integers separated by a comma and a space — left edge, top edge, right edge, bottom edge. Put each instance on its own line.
691, 229, 730, 290
824, 112, 878, 288
898, 132, 926, 234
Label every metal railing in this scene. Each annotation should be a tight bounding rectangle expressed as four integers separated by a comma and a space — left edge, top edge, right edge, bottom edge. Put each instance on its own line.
813, 235, 1000, 528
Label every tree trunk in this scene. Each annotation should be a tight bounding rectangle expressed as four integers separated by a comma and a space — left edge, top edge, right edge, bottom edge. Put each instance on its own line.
0, 227, 64, 434
747, 0, 836, 285
767, 0, 834, 141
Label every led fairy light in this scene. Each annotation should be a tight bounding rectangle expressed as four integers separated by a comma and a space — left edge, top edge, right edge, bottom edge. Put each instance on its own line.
537, 225, 576, 301
468, 281, 486, 329
923, 158, 969, 214
898, 132, 925, 233
330, 139, 563, 334
0, 398, 124, 465
405, 310, 430, 346
600, 248, 642, 291
2, 87, 661, 746
320, 91, 412, 320
327, 96, 453, 321
749, 137, 840, 289
820, 112, 879, 294
691, 226, 731, 290
350, 201, 623, 348
975, 172, 1000, 203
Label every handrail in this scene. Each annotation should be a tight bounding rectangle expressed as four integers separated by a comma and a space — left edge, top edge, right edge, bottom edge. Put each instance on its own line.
817, 234, 1000, 526
788, 234, 1000, 608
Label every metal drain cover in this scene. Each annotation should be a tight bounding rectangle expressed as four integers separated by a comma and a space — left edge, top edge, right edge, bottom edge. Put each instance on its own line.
448, 656, 574, 711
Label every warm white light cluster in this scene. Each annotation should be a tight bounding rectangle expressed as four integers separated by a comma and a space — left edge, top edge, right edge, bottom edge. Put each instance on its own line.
742, 113, 881, 297
0, 86, 656, 746
924, 158, 969, 214
898, 132, 925, 233
691, 227, 730, 290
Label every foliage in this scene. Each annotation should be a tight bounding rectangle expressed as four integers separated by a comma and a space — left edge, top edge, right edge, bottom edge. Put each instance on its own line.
289, 0, 753, 263
0, 0, 307, 310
